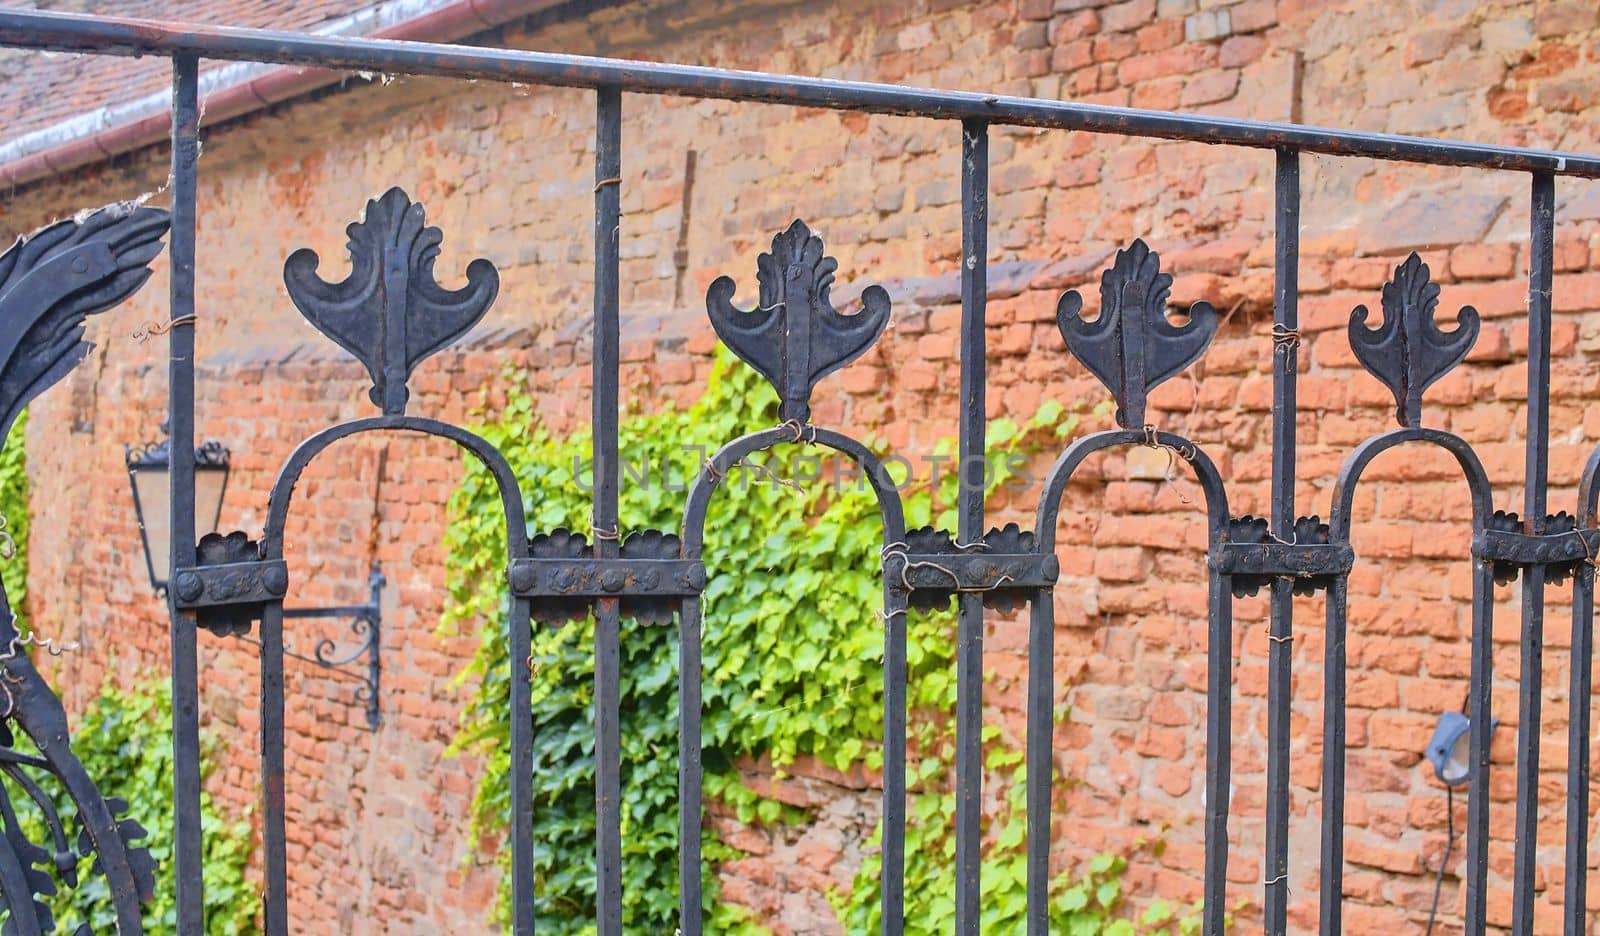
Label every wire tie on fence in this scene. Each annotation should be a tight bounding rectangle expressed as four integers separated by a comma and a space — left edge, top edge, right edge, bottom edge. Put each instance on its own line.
777, 419, 817, 445
756, 300, 787, 313
701, 457, 724, 486
952, 539, 992, 552
131, 314, 197, 343
1571, 529, 1599, 569
593, 176, 621, 193
590, 522, 621, 543
1268, 632, 1294, 645
897, 558, 956, 592
1142, 425, 1197, 505
880, 541, 910, 588
1264, 872, 1289, 891
0, 630, 79, 665
732, 457, 803, 494
1269, 322, 1301, 354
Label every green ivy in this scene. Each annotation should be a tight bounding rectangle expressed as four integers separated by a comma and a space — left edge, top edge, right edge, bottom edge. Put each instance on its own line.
443, 350, 1199, 932
0, 409, 28, 629
21, 676, 256, 935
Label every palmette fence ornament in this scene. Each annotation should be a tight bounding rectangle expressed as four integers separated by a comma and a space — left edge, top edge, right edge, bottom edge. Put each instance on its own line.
1348, 251, 1480, 429
706, 219, 891, 425
0, 203, 167, 934
284, 186, 499, 416
1056, 238, 1219, 430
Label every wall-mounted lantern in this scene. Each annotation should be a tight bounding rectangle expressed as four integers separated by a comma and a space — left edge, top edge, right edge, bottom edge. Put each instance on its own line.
125, 428, 385, 731
124, 428, 230, 594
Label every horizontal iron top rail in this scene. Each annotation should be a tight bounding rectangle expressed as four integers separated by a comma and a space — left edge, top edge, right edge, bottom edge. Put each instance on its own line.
2, 8, 1599, 178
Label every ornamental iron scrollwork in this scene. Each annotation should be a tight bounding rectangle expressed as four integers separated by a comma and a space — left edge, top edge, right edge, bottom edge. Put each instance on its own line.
706, 220, 891, 424
1226, 515, 1337, 597
0, 203, 169, 443
284, 187, 499, 415
1055, 239, 1218, 430
895, 523, 1058, 613
1480, 509, 1583, 586
1349, 252, 1479, 429
0, 202, 168, 933
519, 528, 698, 624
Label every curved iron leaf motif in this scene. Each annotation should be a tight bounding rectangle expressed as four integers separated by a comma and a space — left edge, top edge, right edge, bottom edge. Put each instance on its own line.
1056, 239, 1217, 429
707, 220, 890, 423
284, 187, 499, 415
0, 611, 155, 935
0, 201, 162, 932
1349, 252, 1479, 428
0, 203, 170, 443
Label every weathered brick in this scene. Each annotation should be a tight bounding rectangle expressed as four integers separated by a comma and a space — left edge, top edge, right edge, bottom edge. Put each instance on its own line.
1179, 68, 1240, 106
1184, 7, 1230, 42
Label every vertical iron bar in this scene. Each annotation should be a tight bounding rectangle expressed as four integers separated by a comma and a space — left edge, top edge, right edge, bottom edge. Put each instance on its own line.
1264, 146, 1299, 935
954, 117, 988, 936
1511, 171, 1554, 936
882, 586, 909, 936
260, 600, 287, 935
365, 566, 383, 732
1465, 561, 1496, 934
510, 591, 535, 936
1318, 577, 1348, 935
678, 598, 703, 935
592, 84, 624, 936
1566, 558, 1592, 936
167, 51, 205, 936
1204, 568, 1234, 936
1025, 589, 1053, 935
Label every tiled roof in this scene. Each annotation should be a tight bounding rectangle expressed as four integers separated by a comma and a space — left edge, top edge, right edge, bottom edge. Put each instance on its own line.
0, 1, 379, 145
0, 1, 560, 186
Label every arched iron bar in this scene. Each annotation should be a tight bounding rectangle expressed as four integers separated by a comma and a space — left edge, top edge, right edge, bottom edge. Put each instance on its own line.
676, 425, 908, 936
252, 415, 533, 936
1321, 427, 1496, 936
1562, 445, 1600, 932
1028, 427, 1230, 936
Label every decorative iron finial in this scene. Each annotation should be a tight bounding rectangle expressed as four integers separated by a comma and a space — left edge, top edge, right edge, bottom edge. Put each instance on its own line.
1055, 239, 1217, 429
0, 202, 170, 443
284, 187, 499, 415
1349, 252, 1479, 428
706, 220, 890, 423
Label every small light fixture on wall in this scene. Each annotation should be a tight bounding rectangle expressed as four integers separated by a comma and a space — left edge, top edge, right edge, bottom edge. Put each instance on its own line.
124, 424, 230, 594
1421, 708, 1497, 935
1424, 710, 1475, 787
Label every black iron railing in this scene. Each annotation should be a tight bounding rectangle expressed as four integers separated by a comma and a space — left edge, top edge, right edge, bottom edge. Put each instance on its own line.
0, 8, 1597, 936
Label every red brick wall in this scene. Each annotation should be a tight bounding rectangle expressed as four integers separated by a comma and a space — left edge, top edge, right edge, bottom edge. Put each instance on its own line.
4, 0, 1600, 932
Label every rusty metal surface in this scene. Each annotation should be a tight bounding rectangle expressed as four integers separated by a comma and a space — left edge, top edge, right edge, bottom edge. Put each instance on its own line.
1, 8, 1600, 177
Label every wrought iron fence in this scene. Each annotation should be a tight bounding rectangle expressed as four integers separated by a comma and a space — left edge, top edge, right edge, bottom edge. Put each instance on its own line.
0, 7, 1597, 935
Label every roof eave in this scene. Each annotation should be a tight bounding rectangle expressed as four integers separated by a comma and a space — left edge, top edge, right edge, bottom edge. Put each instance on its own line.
0, 0, 558, 190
